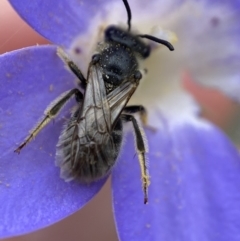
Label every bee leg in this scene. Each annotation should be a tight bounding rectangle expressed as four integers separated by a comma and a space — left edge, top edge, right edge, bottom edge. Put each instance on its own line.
124, 105, 156, 132
122, 114, 150, 204
123, 105, 147, 125
14, 88, 83, 154
57, 47, 87, 88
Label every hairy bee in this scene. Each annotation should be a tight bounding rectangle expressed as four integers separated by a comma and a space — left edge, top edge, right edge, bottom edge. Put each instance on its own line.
14, 0, 174, 204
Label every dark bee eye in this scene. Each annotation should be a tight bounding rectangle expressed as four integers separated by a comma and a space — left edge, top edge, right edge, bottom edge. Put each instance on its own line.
92, 54, 100, 63
134, 71, 142, 80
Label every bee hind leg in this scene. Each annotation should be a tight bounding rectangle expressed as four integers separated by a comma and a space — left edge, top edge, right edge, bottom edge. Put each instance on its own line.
121, 113, 150, 204
14, 88, 83, 154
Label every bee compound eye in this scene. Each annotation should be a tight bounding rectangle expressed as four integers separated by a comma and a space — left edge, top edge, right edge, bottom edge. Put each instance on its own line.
142, 47, 151, 58
92, 54, 100, 64
134, 70, 142, 80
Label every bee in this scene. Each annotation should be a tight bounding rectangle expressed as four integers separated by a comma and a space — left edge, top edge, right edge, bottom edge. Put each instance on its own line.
14, 0, 174, 204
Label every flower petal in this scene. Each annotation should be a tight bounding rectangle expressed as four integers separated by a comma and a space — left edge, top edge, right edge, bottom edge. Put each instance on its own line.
0, 46, 106, 238
112, 117, 240, 241
9, 0, 109, 48
164, 0, 240, 102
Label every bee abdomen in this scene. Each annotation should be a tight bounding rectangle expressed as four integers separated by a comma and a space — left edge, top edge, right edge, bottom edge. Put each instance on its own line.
56, 118, 123, 183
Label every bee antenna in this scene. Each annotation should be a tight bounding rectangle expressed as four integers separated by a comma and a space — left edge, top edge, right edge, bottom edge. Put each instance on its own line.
138, 34, 174, 51
122, 0, 132, 31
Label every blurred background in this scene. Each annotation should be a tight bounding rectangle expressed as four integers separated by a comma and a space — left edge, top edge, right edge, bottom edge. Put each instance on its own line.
1, 0, 240, 240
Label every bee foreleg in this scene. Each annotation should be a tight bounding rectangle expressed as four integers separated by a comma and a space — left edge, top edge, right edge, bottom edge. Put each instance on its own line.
14, 88, 83, 154
122, 114, 150, 204
57, 47, 87, 88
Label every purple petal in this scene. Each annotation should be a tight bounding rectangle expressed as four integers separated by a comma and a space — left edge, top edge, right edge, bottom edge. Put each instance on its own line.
112, 117, 240, 241
9, 0, 109, 48
0, 46, 106, 238
9, 0, 184, 49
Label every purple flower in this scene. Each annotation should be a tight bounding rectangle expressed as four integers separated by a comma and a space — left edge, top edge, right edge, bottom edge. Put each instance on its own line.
1, 0, 240, 240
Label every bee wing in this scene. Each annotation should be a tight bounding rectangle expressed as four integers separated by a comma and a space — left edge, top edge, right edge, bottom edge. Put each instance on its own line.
81, 62, 140, 129
107, 79, 139, 124
56, 63, 112, 181
80, 63, 111, 132
80, 63, 139, 130
56, 63, 140, 181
